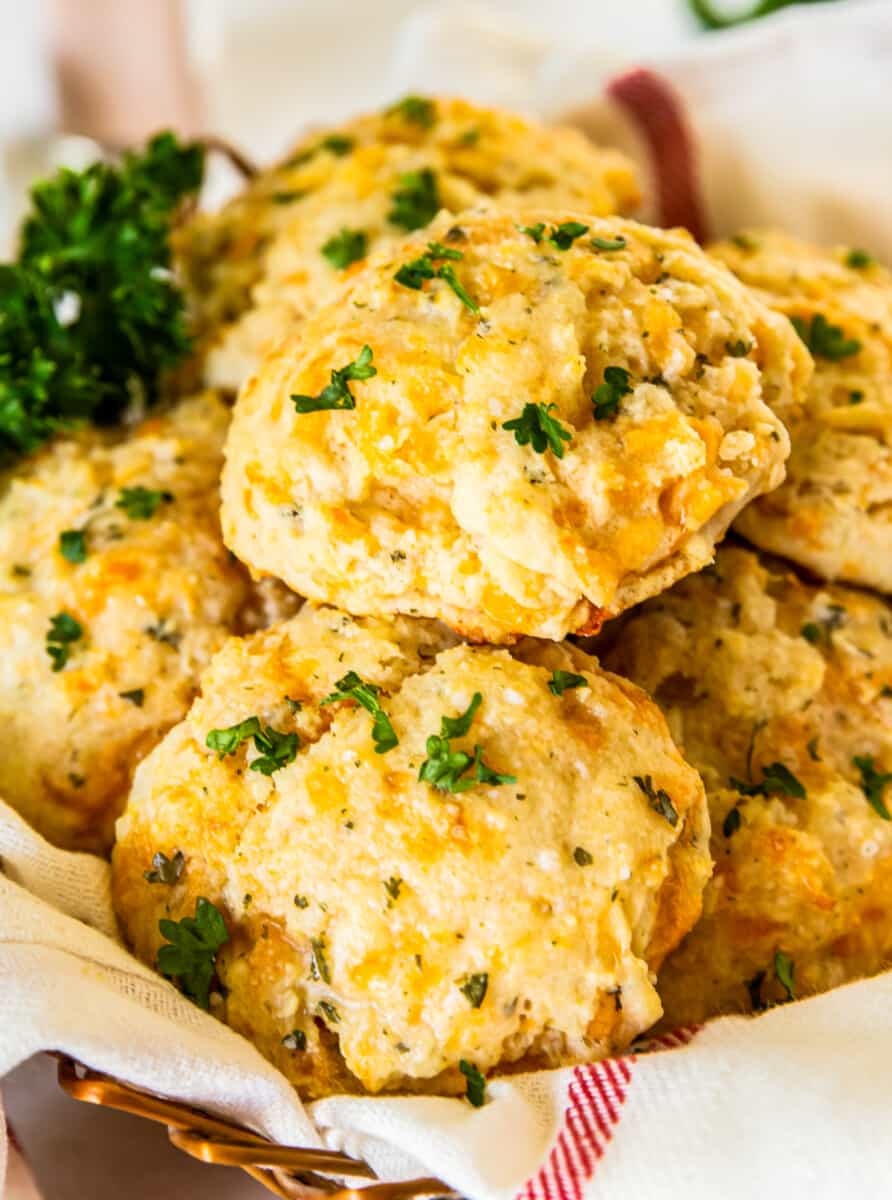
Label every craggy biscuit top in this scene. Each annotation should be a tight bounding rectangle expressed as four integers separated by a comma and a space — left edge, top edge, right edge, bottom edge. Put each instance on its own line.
177, 95, 640, 389
222, 209, 804, 642
711, 230, 892, 590
112, 604, 709, 1098
0, 393, 295, 852
602, 545, 892, 1024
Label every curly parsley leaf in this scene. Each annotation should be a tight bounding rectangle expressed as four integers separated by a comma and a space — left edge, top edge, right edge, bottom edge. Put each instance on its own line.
791, 313, 861, 361
459, 1059, 486, 1107
549, 670, 587, 696
730, 761, 806, 800
291, 345, 377, 414
394, 242, 478, 312
386, 95, 437, 129
503, 402, 572, 458
460, 972, 488, 1008
321, 227, 368, 270
46, 610, 82, 671
853, 754, 892, 820
388, 168, 440, 231
1, 132, 203, 465
633, 774, 679, 827
144, 849, 185, 885
115, 485, 173, 520
321, 670, 398, 753
206, 715, 299, 775
157, 897, 228, 1009
59, 529, 87, 563
592, 366, 632, 420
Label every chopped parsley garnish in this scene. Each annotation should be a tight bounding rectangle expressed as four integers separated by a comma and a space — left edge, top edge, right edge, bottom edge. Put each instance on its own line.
801, 622, 822, 644
310, 937, 331, 984
849, 390, 864, 405
320, 134, 354, 156
502, 402, 572, 458
633, 774, 679, 826
521, 221, 589, 250
730, 762, 806, 800
285, 696, 303, 713
119, 687, 145, 706
115, 486, 172, 520
791, 313, 862, 360
590, 235, 627, 251
384, 877, 402, 903
722, 806, 742, 838
731, 233, 759, 251
549, 670, 587, 696
573, 846, 593, 866
386, 95, 436, 128
846, 248, 873, 269
59, 529, 87, 563
321, 227, 368, 270
206, 715, 299, 775
460, 972, 488, 1008
774, 951, 796, 1001
418, 693, 516, 794
459, 1059, 486, 1107
388, 168, 440, 231
46, 611, 82, 671
321, 670, 398, 753
394, 241, 478, 312
294, 894, 309, 909
853, 754, 892, 820
145, 619, 180, 648
592, 366, 632, 420
282, 1029, 307, 1051
157, 897, 228, 1009
0, 131, 203, 466
144, 849, 184, 885
317, 1000, 340, 1024
725, 338, 752, 358
291, 345, 377, 414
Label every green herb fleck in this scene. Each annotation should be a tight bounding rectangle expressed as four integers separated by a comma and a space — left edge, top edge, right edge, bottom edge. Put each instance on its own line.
116, 486, 172, 520
282, 1029, 307, 1051
853, 754, 892, 820
503, 402, 572, 458
310, 937, 331, 984
119, 687, 145, 706
549, 670, 587, 696
317, 1000, 340, 1024
633, 774, 679, 826
46, 611, 82, 671
285, 696, 303, 713
206, 715, 299, 775
157, 897, 228, 1009
460, 972, 488, 1008
294, 894, 309, 909
730, 762, 806, 800
321, 670, 398, 753
394, 241, 478, 312
592, 366, 633, 420
846, 248, 873, 269
774, 950, 796, 1001
418, 693, 516, 794
389, 168, 440, 231
384, 877, 402, 903
723, 806, 742, 838
59, 529, 87, 563
459, 1059, 486, 1107
791, 313, 861, 361
801, 623, 822, 644
849, 390, 864, 405
321, 227, 367, 270
573, 846, 593, 866
144, 849, 184, 885
725, 339, 752, 357
292, 345, 377, 413
590, 235, 627, 251
519, 223, 546, 243
321, 134, 354, 156
387, 95, 436, 128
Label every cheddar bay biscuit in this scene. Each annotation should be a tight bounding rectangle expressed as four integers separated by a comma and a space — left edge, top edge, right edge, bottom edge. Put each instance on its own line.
222, 210, 804, 642
113, 603, 710, 1098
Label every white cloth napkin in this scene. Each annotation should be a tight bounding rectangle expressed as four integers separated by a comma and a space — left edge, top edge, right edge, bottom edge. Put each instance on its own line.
3, 792, 892, 1199
4, 4, 892, 1197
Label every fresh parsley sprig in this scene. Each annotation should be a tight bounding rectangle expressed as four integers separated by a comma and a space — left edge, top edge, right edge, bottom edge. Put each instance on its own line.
46, 611, 82, 671
592, 366, 632, 420
730, 761, 806, 800
157, 897, 228, 1009
291, 345, 377, 414
418, 693, 516, 794
321, 670, 398, 753
853, 754, 892, 820
0, 132, 204, 465
394, 241, 478, 312
520, 221, 589, 251
459, 1059, 486, 1107
633, 774, 679, 827
791, 313, 862, 361
206, 715, 299, 775
116, 485, 173, 520
321, 227, 368, 270
549, 670, 587, 696
389, 169, 440, 231
503, 402, 572, 458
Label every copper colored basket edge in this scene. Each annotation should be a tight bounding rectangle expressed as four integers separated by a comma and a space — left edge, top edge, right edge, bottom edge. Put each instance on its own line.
54, 1055, 458, 1200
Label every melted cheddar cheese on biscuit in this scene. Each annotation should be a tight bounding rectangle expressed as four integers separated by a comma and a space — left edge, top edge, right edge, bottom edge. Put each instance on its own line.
0, 393, 297, 852
711, 230, 892, 591
222, 210, 805, 643
177, 95, 640, 390
112, 603, 710, 1098
602, 545, 892, 1025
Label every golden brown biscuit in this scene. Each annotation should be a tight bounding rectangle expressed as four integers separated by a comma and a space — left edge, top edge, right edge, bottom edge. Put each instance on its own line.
601, 544, 892, 1026
710, 230, 892, 590
178, 95, 640, 390
0, 393, 296, 852
221, 209, 804, 643
112, 603, 710, 1098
